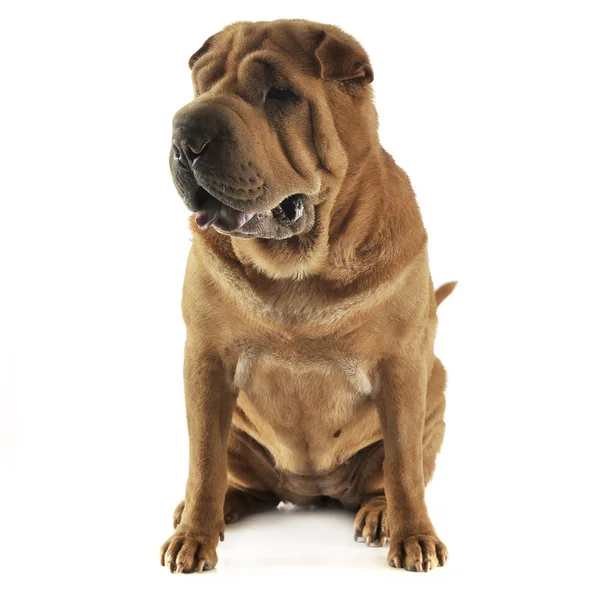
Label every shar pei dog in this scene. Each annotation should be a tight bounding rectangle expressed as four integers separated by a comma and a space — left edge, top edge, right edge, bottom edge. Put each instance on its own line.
161, 18, 455, 574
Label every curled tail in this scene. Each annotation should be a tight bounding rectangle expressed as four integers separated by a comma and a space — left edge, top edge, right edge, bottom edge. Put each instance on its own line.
435, 281, 458, 306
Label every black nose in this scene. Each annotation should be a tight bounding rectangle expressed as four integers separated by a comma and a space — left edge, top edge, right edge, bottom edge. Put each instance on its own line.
172, 136, 211, 168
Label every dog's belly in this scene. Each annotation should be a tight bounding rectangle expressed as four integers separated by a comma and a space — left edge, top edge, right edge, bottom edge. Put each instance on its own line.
232, 350, 382, 476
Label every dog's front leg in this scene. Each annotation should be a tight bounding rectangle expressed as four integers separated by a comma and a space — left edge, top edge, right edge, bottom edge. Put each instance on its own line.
160, 338, 236, 573
377, 348, 448, 572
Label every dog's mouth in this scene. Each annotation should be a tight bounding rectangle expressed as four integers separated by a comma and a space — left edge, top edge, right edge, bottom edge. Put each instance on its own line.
194, 185, 306, 234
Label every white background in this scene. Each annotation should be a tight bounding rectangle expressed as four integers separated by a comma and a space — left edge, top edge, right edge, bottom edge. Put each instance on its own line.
2, 1, 599, 598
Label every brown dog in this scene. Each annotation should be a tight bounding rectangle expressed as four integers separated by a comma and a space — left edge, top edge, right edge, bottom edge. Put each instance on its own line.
160, 19, 454, 573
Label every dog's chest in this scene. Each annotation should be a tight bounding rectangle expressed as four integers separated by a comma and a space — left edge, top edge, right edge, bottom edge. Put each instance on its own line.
233, 347, 374, 398
231, 346, 381, 474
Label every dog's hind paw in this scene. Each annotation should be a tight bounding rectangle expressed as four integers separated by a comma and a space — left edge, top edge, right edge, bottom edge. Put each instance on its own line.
353, 495, 389, 547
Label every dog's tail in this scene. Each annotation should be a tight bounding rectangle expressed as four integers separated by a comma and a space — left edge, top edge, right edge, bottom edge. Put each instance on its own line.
435, 281, 458, 306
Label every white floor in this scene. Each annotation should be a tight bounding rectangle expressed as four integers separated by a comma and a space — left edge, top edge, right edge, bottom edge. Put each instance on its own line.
3, 450, 595, 600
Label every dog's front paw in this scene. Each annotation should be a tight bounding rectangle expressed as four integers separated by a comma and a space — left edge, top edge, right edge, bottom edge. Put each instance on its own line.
387, 534, 448, 572
160, 524, 222, 573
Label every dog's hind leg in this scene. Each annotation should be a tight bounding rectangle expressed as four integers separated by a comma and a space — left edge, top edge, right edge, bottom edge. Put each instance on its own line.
422, 357, 447, 485
353, 495, 389, 546
172, 486, 280, 528
173, 424, 282, 529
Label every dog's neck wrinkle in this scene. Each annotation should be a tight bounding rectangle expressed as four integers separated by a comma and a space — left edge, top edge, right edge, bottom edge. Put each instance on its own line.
326, 147, 390, 268
328, 147, 384, 243
323, 146, 426, 285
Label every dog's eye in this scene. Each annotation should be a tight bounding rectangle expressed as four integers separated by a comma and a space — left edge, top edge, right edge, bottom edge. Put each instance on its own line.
266, 87, 297, 102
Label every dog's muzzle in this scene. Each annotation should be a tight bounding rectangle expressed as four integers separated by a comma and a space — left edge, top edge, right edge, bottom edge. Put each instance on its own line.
194, 187, 306, 233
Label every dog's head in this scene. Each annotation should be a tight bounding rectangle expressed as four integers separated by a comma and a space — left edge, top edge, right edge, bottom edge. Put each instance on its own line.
171, 20, 377, 277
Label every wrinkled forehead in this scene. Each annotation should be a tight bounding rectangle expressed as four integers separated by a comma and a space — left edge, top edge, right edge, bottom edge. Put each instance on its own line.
191, 22, 318, 92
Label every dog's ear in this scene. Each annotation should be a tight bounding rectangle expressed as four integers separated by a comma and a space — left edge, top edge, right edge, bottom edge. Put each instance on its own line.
314, 30, 374, 84
188, 34, 217, 70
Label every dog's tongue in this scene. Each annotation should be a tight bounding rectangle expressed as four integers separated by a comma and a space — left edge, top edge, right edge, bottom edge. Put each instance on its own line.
195, 196, 254, 232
